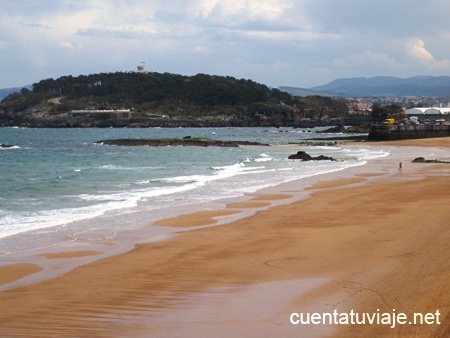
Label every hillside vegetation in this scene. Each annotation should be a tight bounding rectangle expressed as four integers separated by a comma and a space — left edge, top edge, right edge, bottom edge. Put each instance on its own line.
0, 72, 350, 127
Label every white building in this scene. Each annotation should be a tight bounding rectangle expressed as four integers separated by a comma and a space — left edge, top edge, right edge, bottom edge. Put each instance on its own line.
406, 107, 450, 116
137, 62, 148, 74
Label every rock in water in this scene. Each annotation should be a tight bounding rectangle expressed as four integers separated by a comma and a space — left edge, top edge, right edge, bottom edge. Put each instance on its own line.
0, 144, 15, 148
288, 151, 313, 160
288, 151, 336, 161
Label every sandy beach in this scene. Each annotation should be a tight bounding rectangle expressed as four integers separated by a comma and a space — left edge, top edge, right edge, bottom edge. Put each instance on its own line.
1, 138, 450, 337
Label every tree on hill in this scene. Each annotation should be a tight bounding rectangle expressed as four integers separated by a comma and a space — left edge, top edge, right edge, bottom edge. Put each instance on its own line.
294, 95, 348, 121
30, 72, 280, 108
371, 103, 404, 122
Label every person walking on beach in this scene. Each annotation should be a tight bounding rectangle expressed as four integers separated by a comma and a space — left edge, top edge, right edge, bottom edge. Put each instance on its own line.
399, 162, 402, 170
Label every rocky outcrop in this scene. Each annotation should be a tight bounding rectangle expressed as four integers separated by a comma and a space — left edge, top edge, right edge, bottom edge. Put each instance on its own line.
0, 108, 353, 128
321, 125, 346, 133
412, 157, 450, 164
95, 137, 270, 147
288, 150, 336, 161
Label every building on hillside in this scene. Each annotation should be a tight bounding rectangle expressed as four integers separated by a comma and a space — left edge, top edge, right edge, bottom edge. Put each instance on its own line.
137, 62, 148, 74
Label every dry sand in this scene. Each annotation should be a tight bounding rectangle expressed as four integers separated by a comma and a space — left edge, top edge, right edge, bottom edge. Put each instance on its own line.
1, 137, 450, 337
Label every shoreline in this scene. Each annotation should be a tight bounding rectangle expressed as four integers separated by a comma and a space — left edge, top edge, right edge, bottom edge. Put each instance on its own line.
0, 142, 393, 292
0, 143, 386, 290
1, 138, 450, 337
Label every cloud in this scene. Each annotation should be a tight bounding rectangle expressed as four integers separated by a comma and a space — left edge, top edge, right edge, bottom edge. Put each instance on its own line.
58, 41, 76, 50
404, 38, 450, 69
197, 0, 290, 23
191, 45, 213, 54
76, 27, 151, 39
186, 0, 328, 43
235, 29, 342, 42
407, 38, 435, 62
20, 22, 51, 29
333, 50, 402, 69
2, 0, 450, 88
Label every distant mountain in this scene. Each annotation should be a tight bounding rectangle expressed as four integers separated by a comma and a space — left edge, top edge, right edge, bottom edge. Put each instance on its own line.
307, 76, 450, 97
0, 85, 32, 101
278, 86, 337, 97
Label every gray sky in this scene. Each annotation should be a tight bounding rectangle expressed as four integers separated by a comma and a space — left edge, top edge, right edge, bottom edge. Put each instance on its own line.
2, 0, 450, 89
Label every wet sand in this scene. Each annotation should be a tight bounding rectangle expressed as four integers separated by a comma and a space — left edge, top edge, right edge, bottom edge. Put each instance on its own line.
0, 263, 43, 285
305, 176, 367, 189
1, 137, 450, 337
38, 250, 104, 259
225, 201, 271, 208
153, 209, 241, 227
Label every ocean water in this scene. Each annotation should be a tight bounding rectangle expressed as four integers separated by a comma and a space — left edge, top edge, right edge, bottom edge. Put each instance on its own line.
0, 127, 387, 254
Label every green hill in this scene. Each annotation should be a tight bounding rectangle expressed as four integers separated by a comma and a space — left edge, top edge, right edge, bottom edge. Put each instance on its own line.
31, 72, 291, 108
0, 72, 350, 128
